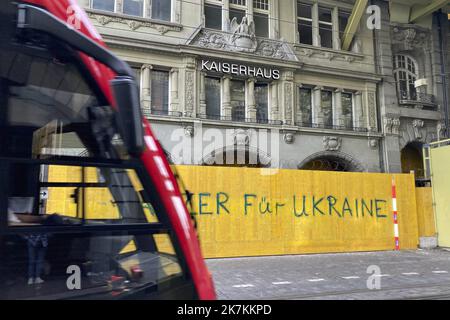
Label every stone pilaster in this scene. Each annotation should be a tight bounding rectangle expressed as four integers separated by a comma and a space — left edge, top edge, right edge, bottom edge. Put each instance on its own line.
333, 89, 344, 127
199, 72, 207, 116
140, 64, 152, 118
170, 68, 179, 113
281, 70, 295, 125
246, 78, 257, 121
222, 76, 232, 119
354, 91, 365, 128
270, 82, 279, 122
313, 86, 323, 125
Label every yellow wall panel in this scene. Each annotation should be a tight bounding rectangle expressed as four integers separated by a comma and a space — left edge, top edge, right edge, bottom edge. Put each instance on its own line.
415, 187, 436, 238
175, 166, 419, 258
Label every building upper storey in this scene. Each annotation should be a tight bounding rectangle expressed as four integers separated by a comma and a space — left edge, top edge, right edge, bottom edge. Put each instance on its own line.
77, 0, 380, 76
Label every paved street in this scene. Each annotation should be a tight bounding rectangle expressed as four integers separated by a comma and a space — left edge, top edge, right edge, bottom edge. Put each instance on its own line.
206, 249, 450, 300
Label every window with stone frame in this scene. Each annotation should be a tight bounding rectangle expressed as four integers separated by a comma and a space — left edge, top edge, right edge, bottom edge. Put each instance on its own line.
318, 6, 333, 48
255, 83, 269, 123
151, 70, 170, 115
205, 77, 222, 119
321, 89, 333, 128
204, 0, 270, 38
90, 0, 172, 20
298, 87, 313, 126
297, 2, 313, 45
341, 92, 353, 129
231, 80, 246, 122
394, 55, 418, 101
297, 1, 354, 50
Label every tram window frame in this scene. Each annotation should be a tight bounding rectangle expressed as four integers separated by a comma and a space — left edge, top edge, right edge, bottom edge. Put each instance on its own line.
0, 156, 196, 298
0, 156, 167, 231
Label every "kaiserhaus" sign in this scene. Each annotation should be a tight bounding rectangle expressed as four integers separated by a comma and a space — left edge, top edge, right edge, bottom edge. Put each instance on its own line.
201, 60, 280, 80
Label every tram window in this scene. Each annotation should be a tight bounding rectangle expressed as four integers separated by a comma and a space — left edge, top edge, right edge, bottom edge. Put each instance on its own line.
1, 160, 191, 299
6, 163, 161, 225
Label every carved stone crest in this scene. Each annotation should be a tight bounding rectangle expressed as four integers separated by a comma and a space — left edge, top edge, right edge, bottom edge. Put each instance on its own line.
233, 129, 252, 147
391, 24, 429, 50
323, 136, 342, 151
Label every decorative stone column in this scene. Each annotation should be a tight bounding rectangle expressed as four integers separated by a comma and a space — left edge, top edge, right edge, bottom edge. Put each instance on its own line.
140, 64, 152, 118
313, 86, 323, 125
354, 91, 365, 128
281, 70, 295, 125
333, 88, 344, 127
182, 57, 196, 117
270, 0, 280, 39
246, 78, 257, 121
270, 82, 279, 122
170, 68, 179, 113
247, 0, 254, 22
365, 91, 378, 132
222, 76, 232, 119
332, 7, 341, 50
312, 3, 320, 47
222, 0, 230, 31
199, 72, 207, 116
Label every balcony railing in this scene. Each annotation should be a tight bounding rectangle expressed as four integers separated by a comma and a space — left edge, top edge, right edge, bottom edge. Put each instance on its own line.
148, 111, 375, 133
295, 122, 370, 133
399, 91, 436, 107
197, 114, 283, 125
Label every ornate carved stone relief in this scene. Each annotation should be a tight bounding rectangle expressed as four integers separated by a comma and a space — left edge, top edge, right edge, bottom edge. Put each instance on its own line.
323, 136, 342, 151
190, 17, 298, 61
87, 11, 182, 34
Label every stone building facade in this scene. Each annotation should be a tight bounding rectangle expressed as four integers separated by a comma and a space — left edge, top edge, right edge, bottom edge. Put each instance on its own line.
77, 0, 449, 174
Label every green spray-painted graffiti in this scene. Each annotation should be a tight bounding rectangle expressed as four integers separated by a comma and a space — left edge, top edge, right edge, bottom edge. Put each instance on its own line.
181, 192, 389, 219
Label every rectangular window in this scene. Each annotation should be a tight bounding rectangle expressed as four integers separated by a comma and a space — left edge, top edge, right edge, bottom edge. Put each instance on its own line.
123, 0, 144, 17
254, 13, 269, 37
255, 83, 268, 123
205, 4, 222, 30
151, 70, 169, 115
341, 92, 353, 129
299, 88, 312, 125
230, 0, 247, 5
321, 90, 333, 127
319, 7, 333, 48
152, 0, 172, 21
339, 11, 350, 40
298, 3, 313, 45
230, 8, 246, 24
254, 0, 269, 10
205, 77, 221, 119
231, 80, 246, 122
92, 0, 115, 12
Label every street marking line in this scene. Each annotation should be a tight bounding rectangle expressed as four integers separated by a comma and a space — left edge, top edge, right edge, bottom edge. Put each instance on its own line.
432, 271, 448, 274
272, 281, 292, 285
232, 284, 255, 288
372, 274, 390, 277
308, 278, 325, 282
402, 272, 419, 275
342, 276, 360, 279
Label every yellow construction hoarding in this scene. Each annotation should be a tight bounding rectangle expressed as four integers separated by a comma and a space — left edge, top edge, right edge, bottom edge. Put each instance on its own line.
429, 141, 450, 247
176, 166, 419, 258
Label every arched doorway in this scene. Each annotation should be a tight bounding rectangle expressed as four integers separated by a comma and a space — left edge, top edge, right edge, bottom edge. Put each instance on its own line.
401, 142, 424, 178
298, 152, 364, 172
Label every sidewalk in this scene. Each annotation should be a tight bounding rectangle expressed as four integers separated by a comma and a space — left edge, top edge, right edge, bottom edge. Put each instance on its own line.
206, 249, 450, 300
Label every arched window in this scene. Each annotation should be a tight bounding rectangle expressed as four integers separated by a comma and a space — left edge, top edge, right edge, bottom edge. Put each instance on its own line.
394, 55, 418, 101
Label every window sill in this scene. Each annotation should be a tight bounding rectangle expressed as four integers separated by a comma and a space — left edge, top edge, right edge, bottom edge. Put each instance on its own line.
86, 9, 183, 34
294, 43, 365, 63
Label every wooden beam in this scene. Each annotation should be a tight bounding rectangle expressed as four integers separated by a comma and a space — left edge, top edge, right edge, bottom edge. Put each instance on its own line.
342, 0, 368, 51
410, 0, 450, 22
